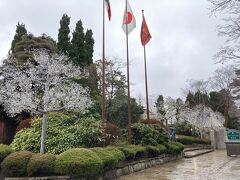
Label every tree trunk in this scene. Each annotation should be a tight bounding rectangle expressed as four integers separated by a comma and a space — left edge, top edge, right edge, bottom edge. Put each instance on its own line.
40, 112, 47, 154
224, 97, 230, 127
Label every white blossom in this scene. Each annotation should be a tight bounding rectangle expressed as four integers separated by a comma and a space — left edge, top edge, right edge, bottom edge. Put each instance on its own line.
0, 50, 92, 153
0, 50, 91, 116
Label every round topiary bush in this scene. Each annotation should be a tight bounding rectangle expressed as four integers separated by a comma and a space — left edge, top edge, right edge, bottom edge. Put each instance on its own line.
91, 147, 125, 170
0, 144, 13, 163
27, 153, 56, 176
1, 151, 34, 177
55, 148, 103, 178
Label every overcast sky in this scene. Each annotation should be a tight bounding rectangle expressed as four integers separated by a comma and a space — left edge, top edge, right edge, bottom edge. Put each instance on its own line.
0, 0, 225, 103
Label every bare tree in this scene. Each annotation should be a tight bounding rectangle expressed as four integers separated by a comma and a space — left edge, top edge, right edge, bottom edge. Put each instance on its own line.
155, 95, 187, 129
209, 0, 240, 63
0, 50, 92, 154
96, 58, 127, 107
210, 64, 236, 126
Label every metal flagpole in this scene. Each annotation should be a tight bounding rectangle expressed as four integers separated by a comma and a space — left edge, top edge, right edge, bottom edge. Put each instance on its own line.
142, 10, 150, 121
102, 0, 107, 132
125, 0, 132, 144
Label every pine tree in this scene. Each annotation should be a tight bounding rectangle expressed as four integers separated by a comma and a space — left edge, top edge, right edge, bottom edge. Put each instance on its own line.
11, 22, 27, 53
71, 20, 86, 67
57, 14, 71, 55
185, 91, 195, 108
85, 29, 94, 65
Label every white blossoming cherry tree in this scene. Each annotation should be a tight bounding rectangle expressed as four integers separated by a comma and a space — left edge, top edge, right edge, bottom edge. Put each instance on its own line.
0, 50, 92, 154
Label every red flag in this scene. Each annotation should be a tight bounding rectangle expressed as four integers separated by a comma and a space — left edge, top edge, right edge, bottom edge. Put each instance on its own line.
141, 15, 151, 46
105, 0, 111, 21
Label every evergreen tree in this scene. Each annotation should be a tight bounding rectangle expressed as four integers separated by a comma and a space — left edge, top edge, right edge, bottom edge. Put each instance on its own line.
71, 20, 86, 67
185, 91, 195, 108
7, 34, 57, 64
85, 29, 94, 65
11, 22, 27, 53
209, 91, 225, 114
57, 14, 71, 55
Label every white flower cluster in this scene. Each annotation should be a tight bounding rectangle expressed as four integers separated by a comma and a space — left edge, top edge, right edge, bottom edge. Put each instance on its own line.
0, 50, 92, 116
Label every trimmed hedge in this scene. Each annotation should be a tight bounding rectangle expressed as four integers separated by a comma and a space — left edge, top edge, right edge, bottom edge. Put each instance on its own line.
156, 144, 167, 154
117, 145, 146, 160
0, 144, 13, 163
91, 147, 125, 170
27, 153, 56, 176
146, 146, 159, 157
1, 151, 33, 177
146, 144, 167, 157
165, 142, 184, 155
54, 148, 103, 178
177, 135, 211, 145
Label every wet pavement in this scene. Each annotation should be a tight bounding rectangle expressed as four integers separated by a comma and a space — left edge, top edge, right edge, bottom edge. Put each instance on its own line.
119, 151, 240, 180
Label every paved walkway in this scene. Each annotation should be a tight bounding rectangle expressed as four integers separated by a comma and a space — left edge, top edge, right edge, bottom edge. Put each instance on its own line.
119, 151, 240, 180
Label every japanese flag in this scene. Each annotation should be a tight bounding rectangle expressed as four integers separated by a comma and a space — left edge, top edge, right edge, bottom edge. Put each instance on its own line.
122, 0, 136, 35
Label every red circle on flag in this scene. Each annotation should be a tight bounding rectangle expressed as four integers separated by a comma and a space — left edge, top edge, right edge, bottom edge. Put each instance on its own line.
125, 12, 132, 24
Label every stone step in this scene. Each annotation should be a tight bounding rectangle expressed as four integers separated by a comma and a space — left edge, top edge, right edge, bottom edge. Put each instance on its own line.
184, 149, 214, 158
184, 145, 212, 152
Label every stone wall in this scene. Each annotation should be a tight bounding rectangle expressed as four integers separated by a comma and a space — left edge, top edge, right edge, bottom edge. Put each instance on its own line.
5, 153, 183, 180
103, 153, 183, 180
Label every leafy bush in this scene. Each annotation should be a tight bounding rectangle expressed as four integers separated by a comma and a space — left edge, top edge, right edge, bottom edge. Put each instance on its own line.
11, 113, 108, 154
117, 145, 146, 160
146, 144, 167, 157
131, 123, 169, 145
0, 144, 13, 163
27, 153, 56, 176
91, 147, 125, 170
117, 147, 136, 160
177, 135, 210, 145
156, 144, 167, 154
174, 121, 199, 137
165, 142, 184, 155
174, 142, 184, 151
105, 123, 122, 145
146, 146, 159, 157
1, 151, 33, 177
54, 148, 103, 178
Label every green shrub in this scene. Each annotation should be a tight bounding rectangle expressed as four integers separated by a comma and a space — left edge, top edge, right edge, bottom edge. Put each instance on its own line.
156, 144, 167, 154
91, 147, 125, 170
165, 142, 183, 155
55, 148, 103, 178
130, 123, 169, 145
146, 144, 167, 157
1, 151, 33, 177
0, 144, 13, 163
146, 146, 159, 157
174, 121, 199, 137
11, 113, 106, 154
174, 142, 184, 151
117, 145, 146, 160
177, 135, 210, 145
27, 153, 56, 176
117, 147, 136, 160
